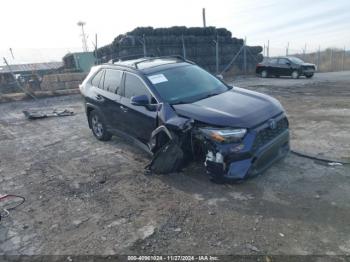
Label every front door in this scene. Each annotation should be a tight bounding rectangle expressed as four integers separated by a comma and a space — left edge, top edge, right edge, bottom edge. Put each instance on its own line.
118, 72, 157, 144
277, 58, 292, 76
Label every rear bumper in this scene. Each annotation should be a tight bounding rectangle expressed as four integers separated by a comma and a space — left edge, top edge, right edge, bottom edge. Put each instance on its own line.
205, 129, 290, 180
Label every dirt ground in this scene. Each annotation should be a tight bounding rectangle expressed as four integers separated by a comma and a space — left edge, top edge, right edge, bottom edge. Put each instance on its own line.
0, 71, 350, 257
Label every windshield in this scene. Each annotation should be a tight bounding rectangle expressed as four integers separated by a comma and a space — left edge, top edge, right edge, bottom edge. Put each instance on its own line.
288, 57, 304, 64
147, 65, 229, 104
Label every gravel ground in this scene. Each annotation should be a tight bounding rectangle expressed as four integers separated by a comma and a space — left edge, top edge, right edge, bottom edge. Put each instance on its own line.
0, 71, 349, 257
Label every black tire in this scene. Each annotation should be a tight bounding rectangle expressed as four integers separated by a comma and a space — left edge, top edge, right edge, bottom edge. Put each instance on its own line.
261, 70, 268, 78
305, 73, 314, 78
291, 70, 300, 79
89, 110, 112, 141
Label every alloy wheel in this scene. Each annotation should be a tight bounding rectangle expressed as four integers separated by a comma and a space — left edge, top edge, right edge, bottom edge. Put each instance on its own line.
91, 114, 103, 138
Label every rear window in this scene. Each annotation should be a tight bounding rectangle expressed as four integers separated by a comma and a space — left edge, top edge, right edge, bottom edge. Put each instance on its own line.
91, 70, 104, 87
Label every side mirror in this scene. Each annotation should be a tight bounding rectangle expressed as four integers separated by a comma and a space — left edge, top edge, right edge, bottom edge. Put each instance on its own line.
131, 95, 149, 106
216, 74, 224, 80
286, 62, 291, 66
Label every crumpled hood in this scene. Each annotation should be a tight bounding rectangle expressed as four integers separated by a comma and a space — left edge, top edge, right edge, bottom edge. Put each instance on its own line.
172, 87, 284, 128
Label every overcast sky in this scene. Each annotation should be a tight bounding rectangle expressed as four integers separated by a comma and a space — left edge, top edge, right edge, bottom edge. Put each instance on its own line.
1, 0, 349, 64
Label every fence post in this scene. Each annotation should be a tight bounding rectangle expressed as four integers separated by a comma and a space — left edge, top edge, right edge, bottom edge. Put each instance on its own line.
182, 35, 186, 59
263, 44, 265, 57
317, 46, 321, 71
142, 34, 147, 57
243, 37, 247, 74
303, 43, 307, 59
342, 46, 346, 71
330, 48, 333, 71
215, 35, 219, 74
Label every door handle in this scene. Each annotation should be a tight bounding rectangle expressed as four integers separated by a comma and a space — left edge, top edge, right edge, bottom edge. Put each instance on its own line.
120, 105, 128, 112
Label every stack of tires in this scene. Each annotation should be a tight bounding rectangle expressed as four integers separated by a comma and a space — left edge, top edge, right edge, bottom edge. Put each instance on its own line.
96, 26, 262, 74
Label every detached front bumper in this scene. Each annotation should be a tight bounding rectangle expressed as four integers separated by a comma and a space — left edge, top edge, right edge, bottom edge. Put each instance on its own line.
204, 116, 290, 180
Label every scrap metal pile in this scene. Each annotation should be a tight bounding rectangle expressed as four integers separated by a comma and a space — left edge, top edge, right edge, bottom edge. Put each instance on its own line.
97, 26, 263, 73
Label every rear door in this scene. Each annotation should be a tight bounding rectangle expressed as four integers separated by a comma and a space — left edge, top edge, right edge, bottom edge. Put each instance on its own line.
101, 69, 124, 129
118, 72, 158, 144
89, 69, 109, 117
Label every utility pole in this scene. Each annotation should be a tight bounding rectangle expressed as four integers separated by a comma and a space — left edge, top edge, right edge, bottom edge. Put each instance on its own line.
77, 21, 88, 52
267, 40, 270, 58
91, 33, 98, 64
202, 8, 206, 27
286, 42, 289, 56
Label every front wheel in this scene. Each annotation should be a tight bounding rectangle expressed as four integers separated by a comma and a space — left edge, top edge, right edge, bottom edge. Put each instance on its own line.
89, 110, 112, 141
305, 73, 314, 78
291, 70, 300, 79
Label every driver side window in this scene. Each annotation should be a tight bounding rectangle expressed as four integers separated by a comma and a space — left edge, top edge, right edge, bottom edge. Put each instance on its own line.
124, 73, 151, 100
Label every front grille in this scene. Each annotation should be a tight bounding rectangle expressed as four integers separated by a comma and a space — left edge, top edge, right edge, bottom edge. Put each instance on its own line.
252, 117, 288, 151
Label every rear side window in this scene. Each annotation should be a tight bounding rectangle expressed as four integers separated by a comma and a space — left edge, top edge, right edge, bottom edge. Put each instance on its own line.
124, 73, 150, 99
91, 70, 104, 87
269, 58, 278, 64
103, 69, 122, 93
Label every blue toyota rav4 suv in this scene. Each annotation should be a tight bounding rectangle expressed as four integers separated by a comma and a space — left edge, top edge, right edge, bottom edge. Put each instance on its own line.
80, 56, 290, 181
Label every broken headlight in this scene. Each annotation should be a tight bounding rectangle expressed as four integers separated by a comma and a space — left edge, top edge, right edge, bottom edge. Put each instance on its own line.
200, 128, 247, 143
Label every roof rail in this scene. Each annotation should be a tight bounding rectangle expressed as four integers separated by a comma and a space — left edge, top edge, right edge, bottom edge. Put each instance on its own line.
108, 53, 155, 63
133, 55, 195, 69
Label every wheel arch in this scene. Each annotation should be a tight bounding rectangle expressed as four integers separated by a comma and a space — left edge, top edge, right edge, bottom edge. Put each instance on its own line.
85, 103, 106, 129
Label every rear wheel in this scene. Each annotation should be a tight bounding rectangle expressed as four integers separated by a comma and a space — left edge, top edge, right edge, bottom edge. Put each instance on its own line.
261, 70, 268, 78
291, 70, 299, 79
305, 73, 314, 78
89, 110, 112, 141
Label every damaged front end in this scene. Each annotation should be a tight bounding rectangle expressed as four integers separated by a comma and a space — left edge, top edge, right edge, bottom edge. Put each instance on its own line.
194, 114, 290, 181
148, 102, 290, 181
